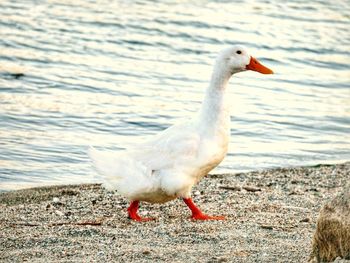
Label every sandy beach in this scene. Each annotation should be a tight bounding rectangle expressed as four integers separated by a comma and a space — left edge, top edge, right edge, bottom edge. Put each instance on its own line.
1, 162, 349, 262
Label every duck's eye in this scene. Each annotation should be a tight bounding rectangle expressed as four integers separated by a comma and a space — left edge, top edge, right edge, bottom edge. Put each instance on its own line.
236, 50, 242, 54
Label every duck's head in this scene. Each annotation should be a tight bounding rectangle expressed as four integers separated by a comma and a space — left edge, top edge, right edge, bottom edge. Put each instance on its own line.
217, 45, 273, 75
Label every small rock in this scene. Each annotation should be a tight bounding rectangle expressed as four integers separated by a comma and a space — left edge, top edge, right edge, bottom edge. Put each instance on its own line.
55, 210, 64, 217
219, 185, 241, 191
260, 225, 273, 230
218, 257, 228, 262
243, 186, 261, 192
52, 197, 60, 203
60, 189, 78, 196
142, 250, 151, 255
300, 217, 311, 223
194, 190, 201, 196
65, 211, 72, 217
266, 182, 276, 187
289, 189, 302, 195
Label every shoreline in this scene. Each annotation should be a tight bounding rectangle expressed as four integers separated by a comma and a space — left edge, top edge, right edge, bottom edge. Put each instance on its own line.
1, 162, 349, 262
1, 160, 348, 193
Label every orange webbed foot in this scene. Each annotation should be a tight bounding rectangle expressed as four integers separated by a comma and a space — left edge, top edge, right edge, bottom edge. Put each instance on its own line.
183, 198, 226, 221
127, 201, 155, 222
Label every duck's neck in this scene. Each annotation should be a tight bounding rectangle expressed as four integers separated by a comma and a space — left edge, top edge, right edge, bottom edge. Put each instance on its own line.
198, 62, 233, 136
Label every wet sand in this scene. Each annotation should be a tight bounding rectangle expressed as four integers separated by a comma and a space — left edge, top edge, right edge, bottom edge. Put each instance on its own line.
1, 162, 349, 262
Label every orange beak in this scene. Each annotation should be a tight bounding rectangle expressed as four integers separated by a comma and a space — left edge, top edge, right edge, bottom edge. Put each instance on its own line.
246, 56, 274, 74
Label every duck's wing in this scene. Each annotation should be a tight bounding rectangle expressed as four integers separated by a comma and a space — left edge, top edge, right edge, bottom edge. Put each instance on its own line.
89, 122, 200, 195
127, 122, 201, 171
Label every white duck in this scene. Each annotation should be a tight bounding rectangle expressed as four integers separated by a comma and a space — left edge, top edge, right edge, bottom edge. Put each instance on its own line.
89, 45, 273, 221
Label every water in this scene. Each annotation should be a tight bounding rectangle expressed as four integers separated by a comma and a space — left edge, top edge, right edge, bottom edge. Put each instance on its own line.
0, 0, 349, 191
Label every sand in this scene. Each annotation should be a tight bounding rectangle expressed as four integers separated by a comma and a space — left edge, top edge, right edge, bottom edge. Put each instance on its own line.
1, 162, 349, 263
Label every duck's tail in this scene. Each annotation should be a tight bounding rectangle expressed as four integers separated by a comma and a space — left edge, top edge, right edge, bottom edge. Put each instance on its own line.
88, 147, 123, 191
88, 147, 155, 196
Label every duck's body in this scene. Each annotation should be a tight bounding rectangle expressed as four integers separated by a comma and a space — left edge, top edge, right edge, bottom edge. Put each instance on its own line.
89, 45, 273, 221
90, 114, 229, 204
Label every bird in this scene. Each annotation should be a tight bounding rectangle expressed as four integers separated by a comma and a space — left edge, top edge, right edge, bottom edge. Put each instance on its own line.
89, 45, 273, 221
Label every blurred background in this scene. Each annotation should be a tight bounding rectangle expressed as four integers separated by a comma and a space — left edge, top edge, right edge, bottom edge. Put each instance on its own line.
0, 0, 349, 190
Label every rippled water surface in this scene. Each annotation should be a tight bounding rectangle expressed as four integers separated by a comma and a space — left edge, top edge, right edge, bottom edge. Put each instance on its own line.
0, 0, 349, 190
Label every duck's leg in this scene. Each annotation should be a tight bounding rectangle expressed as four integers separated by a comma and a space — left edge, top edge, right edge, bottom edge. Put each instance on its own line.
183, 198, 225, 220
127, 201, 154, 222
